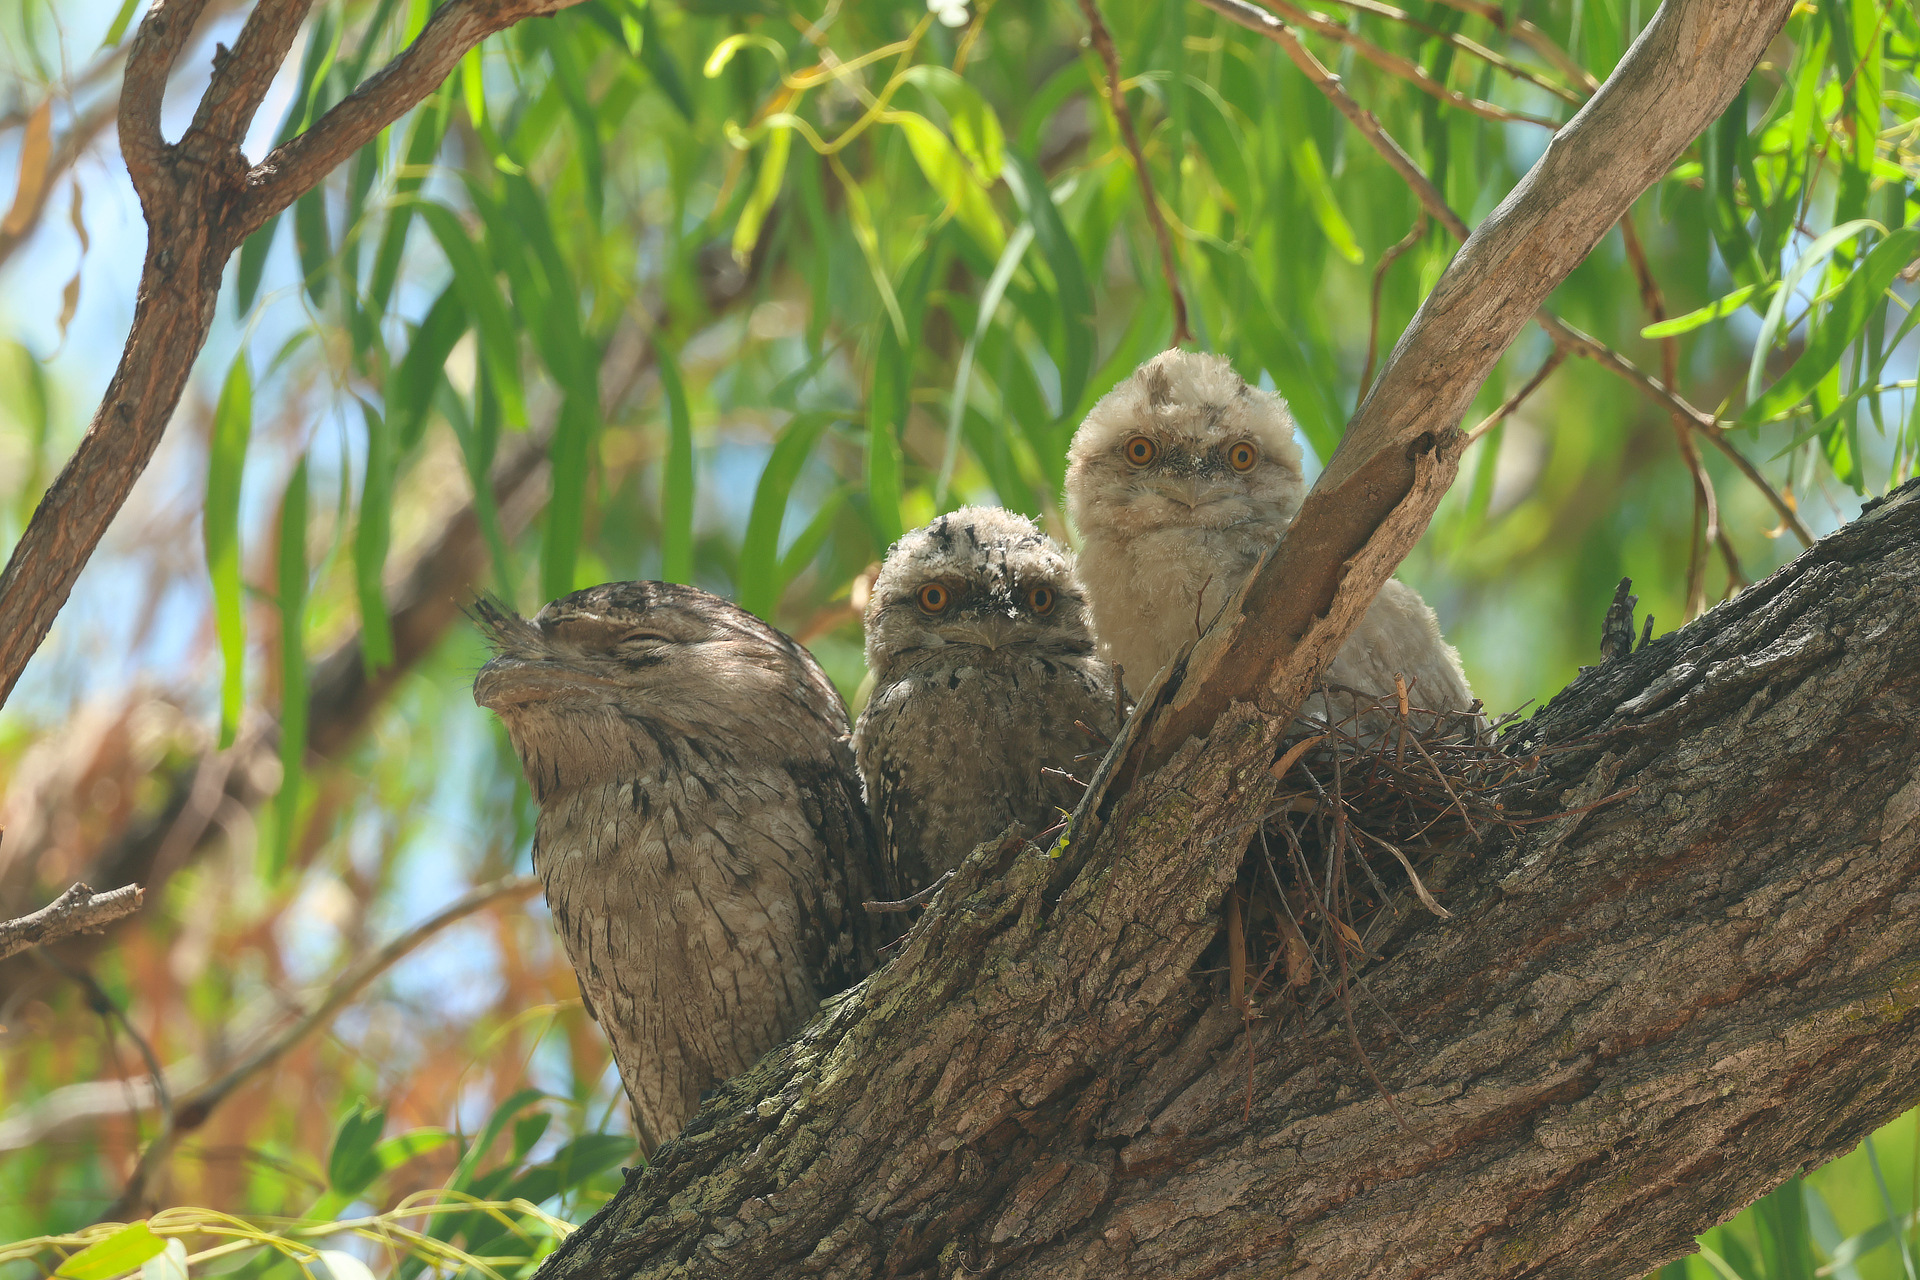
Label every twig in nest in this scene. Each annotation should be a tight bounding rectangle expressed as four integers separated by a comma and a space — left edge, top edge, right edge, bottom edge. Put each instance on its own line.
1041, 766, 1089, 790
1074, 718, 1113, 750
865, 871, 955, 913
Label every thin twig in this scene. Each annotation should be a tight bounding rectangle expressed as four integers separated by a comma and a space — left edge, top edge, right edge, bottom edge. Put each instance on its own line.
865, 871, 956, 913
1077, 0, 1193, 346
1191, 0, 1816, 550
1360, 212, 1427, 399
1255, 0, 1562, 127
1620, 212, 1717, 616
1465, 348, 1565, 445
33, 950, 175, 1138
1308, 0, 1587, 105
0, 883, 145, 962
102, 873, 539, 1219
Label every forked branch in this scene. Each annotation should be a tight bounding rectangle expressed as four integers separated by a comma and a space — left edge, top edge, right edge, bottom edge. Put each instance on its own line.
0, 0, 586, 711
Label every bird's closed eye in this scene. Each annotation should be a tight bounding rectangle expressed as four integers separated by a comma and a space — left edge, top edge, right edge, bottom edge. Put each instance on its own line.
617, 629, 672, 649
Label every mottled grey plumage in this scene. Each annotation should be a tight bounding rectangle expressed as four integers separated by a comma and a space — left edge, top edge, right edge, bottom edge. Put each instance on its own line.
472, 582, 883, 1154
1067, 349, 1478, 734
855, 508, 1119, 896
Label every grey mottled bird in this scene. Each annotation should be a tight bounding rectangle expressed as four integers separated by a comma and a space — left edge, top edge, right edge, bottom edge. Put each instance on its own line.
1066, 349, 1476, 730
472, 582, 884, 1153
855, 507, 1119, 896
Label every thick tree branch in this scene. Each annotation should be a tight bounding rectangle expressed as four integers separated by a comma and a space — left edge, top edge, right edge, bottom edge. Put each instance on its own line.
0, 0, 585, 712
1134, 0, 1793, 779
1196, 0, 1815, 551
542, 482, 1920, 1279
118, 0, 213, 199
526, 3, 1864, 1274
0, 883, 144, 962
185, 0, 312, 152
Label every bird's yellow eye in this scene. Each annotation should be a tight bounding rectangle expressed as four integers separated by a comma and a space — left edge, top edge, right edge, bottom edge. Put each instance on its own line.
1123, 435, 1157, 467
1227, 439, 1259, 471
916, 582, 953, 614
1026, 585, 1056, 615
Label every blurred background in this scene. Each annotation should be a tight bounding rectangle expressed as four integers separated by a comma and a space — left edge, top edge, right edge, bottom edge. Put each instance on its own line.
0, 0, 1915, 1273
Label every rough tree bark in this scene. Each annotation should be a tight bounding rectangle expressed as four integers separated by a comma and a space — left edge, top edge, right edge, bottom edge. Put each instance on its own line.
540, 479, 1920, 1280
519, 1, 1920, 1275
0, 0, 584, 709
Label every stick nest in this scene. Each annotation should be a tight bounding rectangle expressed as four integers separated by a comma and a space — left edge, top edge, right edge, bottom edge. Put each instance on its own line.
1218, 680, 1567, 1029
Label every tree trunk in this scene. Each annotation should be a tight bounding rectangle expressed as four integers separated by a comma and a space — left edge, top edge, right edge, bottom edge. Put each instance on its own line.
537, 482, 1920, 1277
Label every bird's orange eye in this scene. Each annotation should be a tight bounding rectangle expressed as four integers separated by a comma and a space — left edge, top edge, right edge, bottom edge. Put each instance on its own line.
916, 582, 953, 613
1227, 440, 1259, 471
1123, 435, 1157, 467
1026, 585, 1056, 615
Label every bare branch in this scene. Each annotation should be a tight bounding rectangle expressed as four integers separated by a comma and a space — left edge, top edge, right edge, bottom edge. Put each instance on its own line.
104, 873, 540, 1218
1464, 347, 1564, 445
0, 884, 145, 962
119, 0, 214, 199
0, 0, 591, 713
1309, 0, 1587, 105
1256, 0, 1563, 127
242, 0, 587, 233
1193, 0, 1815, 550
185, 0, 312, 151
1077, 0, 1194, 347
1359, 211, 1426, 399
1136, 0, 1795, 781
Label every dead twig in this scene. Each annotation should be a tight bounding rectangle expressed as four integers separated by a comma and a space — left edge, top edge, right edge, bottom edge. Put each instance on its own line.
1360, 212, 1428, 399
0, 0, 589, 710
1465, 349, 1566, 445
101, 872, 538, 1219
865, 871, 956, 913
0, 883, 145, 962
1076, 0, 1194, 346
1254, 0, 1563, 127
1190, 0, 1813, 551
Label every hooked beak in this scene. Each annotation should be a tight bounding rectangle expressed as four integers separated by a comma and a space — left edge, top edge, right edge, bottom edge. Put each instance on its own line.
474, 654, 621, 711
937, 615, 1023, 651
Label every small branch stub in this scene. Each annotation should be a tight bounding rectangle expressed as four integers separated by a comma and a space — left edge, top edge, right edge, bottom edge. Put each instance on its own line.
0, 883, 145, 962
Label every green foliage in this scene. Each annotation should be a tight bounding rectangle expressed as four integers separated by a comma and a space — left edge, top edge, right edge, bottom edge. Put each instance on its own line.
1, 0, 1918, 1264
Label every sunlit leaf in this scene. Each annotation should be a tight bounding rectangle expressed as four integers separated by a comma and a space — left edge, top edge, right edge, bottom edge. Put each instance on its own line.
901, 65, 1006, 182
1751, 220, 1896, 416
205, 353, 251, 751
658, 342, 696, 585
272, 455, 308, 880
739, 412, 837, 617
891, 110, 1006, 256
1640, 284, 1772, 338
734, 125, 790, 265
55, 1222, 166, 1279
354, 402, 397, 672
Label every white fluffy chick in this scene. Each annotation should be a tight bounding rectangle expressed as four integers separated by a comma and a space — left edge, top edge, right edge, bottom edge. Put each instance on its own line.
1065, 349, 1477, 731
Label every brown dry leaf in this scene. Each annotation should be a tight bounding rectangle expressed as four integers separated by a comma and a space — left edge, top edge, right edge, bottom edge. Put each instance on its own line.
1279, 912, 1312, 988
2, 99, 54, 238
